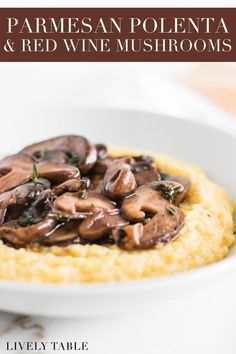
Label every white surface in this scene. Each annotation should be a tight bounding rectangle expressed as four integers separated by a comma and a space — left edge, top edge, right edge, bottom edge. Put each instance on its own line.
1, 62, 235, 127
0, 62, 236, 352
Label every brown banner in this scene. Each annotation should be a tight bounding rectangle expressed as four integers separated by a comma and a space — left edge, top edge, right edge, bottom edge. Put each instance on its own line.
0, 8, 235, 62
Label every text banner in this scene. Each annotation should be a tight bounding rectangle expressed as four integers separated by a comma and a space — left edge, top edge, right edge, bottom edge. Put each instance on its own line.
0, 8, 235, 61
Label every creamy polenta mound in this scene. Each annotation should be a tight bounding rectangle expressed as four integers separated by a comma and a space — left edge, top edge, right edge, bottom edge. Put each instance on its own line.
0, 147, 234, 284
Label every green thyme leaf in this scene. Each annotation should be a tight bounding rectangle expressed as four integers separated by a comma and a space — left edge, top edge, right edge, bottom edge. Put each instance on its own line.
173, 186, 183, 194
33, 178, 49, 186
78, 189, 87, 199
166, 206, 177, 216
52, 214, 68, 224
32, 164, 50, 187
69, 155, 80, 166
160, 184, 183, 201
32, 163, 39, 179
19, 211, 33, 227
28, 191, 36, 200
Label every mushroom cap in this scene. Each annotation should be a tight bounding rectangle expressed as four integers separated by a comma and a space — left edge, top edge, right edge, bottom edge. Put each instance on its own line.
38, 162, 80, 184
0, 154, 35, 193
42, 220, 80, 245
0, 153, 33, 169
0, 153, 80, 194
119, 185, 185, 250
21, 135, 97, 174
92, 156, 114, 175
150, 180, 185, 205
26, 189, 53, 223
52, 178, 83, 196
53, 191, 116, 219
159, 174, 191, 205
92, 142, 113, 174
0, 182, 51, 226
0, 181, 50, 210
102, 158, 137, 200
95, 144, 108, 161
113, 223, 144, 250
121, 185, 164, 222
140, 208, 184, 248
0, 218, 56, 246
89, 174, 104, 192
132, 155, 160, 186
114, 203, 184, 250
33, 149, 69, 164
79, 211, 128, 241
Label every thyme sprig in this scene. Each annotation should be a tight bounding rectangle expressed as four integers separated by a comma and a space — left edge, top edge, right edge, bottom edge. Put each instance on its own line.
32, 163, 49, 186
19, 211, 33, 227
69, 155, 80, 166
166, 206, 177, 216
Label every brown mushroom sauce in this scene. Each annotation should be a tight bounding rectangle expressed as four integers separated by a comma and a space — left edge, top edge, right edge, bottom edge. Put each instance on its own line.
0, 135, 191, 250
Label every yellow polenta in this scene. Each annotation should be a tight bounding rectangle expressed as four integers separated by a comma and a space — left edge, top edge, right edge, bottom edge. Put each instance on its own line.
0, 147, 234, 284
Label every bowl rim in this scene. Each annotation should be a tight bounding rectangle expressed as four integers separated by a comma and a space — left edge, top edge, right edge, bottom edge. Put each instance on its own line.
0, 107, 235, 294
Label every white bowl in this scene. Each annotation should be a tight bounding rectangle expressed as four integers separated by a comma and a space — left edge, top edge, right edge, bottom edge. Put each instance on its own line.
0, 107, 236, 317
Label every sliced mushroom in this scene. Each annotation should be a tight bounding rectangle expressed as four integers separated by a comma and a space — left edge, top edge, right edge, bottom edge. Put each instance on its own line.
150, 180, 185, 205
0, 181, 50, 210
113, 223, 143, 250
52, 178, 90, 196
141, 207, 184, 247
33, 149, 69, 164
21, 135, 97, 174
41, 220, 80, 245
92, 144, 114, 174
26, 189, 53, 223
53, 191, 116, 219
102, 158, 137, 200
121, 185, 164, 222
38, 162, 80, 184
132, 156, 160, 186
0, 154, 35, 194
0, 153, 79, 194
160, 174, 191, 205
92, 156, 114, 175
119, 185, 185, 249
0, 153, 33, 169
113, 203, 184, 250
79, 211, 128, 241
89, 174, 104, 192
95, 144, 108, 160
0, 218, 56, 246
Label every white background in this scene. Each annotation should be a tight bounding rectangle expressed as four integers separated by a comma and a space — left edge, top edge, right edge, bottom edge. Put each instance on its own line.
0, 2, 236, 354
